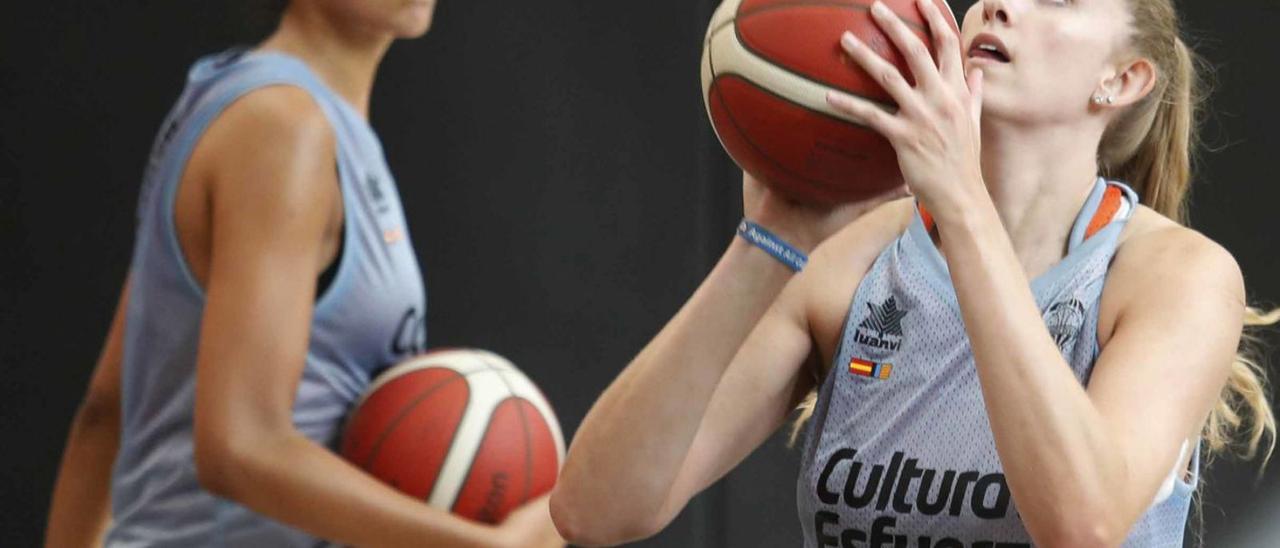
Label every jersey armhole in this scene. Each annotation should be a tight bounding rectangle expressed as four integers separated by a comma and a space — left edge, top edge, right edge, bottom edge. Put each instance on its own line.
161, 81, 343, 302
313, 157, 358, 314
315, 162, 346, 301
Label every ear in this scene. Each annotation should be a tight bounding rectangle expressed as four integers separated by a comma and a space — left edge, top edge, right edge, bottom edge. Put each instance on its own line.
1098, 57, 1158, 108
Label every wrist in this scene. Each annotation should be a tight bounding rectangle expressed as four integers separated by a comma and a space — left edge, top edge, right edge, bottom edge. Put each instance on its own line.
736, 219, 809, 272
750, 209, 818, 252
921, 180, 995, 234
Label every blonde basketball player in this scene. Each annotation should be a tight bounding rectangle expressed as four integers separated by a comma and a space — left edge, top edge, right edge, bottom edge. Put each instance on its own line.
552, 0, 1276, 545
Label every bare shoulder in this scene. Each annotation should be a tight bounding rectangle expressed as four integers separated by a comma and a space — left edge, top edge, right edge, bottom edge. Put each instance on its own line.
177, 83, 343, 277
174, 86, 342, 286
801, 197, 916, 365
1113, 206, 1243, 293
189, 85, 336, 199
210, 85, 330, 140
1100, 206, 1246, 341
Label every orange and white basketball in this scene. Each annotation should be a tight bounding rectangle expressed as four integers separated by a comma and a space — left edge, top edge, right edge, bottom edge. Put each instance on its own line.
701, 0, 958, 205
340, 349, 565, 524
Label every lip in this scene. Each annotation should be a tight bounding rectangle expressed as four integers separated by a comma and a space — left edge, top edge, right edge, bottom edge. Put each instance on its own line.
967, 32, 1011, 63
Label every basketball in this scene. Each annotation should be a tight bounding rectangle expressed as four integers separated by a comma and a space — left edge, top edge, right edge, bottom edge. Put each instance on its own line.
701, 0, 958, 205
340, 349, 566, 524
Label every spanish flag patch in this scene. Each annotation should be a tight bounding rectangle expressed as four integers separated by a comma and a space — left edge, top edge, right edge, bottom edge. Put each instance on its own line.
849, 358, 893, 380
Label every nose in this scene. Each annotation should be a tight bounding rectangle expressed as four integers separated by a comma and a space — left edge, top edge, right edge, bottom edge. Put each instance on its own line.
982, 0, 1011, 24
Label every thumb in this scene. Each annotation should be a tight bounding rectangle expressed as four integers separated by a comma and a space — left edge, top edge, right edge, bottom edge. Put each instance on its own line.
967, 67, 984, 130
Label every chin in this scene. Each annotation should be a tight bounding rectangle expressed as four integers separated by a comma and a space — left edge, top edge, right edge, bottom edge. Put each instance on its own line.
395, 20, 434, 39
392, 3, 435, 38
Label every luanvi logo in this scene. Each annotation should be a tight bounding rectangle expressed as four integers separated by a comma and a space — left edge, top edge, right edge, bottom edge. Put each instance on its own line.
855, 296, 908, 354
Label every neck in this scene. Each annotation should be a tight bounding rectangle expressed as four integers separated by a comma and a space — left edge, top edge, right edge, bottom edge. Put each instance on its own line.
975, 118, 1106, 272
259, 5, 393, 118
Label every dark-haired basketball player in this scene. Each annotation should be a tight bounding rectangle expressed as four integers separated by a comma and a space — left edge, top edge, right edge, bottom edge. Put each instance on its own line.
45, 1, 561, 546
553, 0, 1276, 545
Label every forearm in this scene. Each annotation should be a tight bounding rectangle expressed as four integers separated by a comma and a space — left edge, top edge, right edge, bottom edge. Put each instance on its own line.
938, 202, 1127, 542
554, 238, 794, 538
210, 430, 502, 548
46, 404, 120, 548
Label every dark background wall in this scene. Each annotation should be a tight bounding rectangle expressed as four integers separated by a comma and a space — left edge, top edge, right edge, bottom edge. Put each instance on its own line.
3, 0, 1278, 546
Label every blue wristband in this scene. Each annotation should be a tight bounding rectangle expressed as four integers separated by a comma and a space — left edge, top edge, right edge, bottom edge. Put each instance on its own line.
737, 219, 808, 272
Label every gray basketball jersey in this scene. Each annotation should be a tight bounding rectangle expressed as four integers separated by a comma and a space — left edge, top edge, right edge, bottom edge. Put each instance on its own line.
106, 50, 426, 546
797, 179, 1198, 547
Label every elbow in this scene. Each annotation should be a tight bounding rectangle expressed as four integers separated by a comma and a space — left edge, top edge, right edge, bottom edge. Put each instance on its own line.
549, 486, 663, 546
193, 433, 237, 499
193, 423, 267, 501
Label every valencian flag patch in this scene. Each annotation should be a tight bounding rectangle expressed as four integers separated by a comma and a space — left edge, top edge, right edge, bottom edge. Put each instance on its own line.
849, 358, 892, 380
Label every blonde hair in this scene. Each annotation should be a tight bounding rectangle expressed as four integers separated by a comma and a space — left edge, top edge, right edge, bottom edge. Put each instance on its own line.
1103, 0, 1276, 466
791, 0, 1278, 468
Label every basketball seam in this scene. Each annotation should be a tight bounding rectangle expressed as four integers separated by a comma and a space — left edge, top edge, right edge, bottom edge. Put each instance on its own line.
357, 347, 469, 407
708, 16, 897, 113
731, 7, 924, 102
710, 73, 879, 195
446, 356, 515, 520
480, 353, 565, 462
358, 373, 469, 502
518, 405, 533, 508
478, 353, 536, 510
358, 350, 557, 519
447, 399, 504, 516
426, 352, 512, 510
357, 373, 461, 468
708, 37, 847, 196
737, 2, 928, 34
708, 2, 904, 40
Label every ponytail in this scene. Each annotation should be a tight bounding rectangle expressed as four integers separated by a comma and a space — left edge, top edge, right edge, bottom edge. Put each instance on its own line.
1103, 0, 1275, 464
1099, 36, 1200, 225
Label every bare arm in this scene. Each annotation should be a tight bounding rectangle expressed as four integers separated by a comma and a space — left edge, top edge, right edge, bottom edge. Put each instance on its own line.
551, 237, 801, 546
940, 206, 1241, 546
45, 278, 130, 547
189, 87, 554, 548
550, 183, 907, 546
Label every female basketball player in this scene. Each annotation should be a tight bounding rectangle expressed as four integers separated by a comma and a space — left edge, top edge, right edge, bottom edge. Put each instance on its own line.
44, 1, 561, 546
552, 0, 1276, 545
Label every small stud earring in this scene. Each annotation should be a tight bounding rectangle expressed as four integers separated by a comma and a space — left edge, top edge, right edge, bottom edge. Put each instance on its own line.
1105, 95, 1115, 104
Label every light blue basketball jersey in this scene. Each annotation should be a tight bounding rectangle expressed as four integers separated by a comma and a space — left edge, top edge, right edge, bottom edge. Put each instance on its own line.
797, 179, 1198, 547
106, 49, 427, 546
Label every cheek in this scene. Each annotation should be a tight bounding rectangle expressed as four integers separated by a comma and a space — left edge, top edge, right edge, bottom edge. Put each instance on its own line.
1019, 31, 1107, 103
959, 5, 983, 43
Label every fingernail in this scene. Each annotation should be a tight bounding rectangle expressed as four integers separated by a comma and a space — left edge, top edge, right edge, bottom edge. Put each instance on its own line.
841, 32, 859, 49
871, 1, 890, 16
